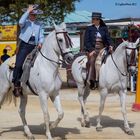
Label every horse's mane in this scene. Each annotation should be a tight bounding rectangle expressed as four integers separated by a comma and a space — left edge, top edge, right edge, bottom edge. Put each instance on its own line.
42, 30, 56, 49
115, 41, 126, 52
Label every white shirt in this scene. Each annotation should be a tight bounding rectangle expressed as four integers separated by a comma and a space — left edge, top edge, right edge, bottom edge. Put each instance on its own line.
31, 21, 35, 36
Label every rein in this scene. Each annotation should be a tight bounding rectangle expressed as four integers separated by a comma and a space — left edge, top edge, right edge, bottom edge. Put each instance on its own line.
111, 45, 137, 77
39, 31, 72, 65
39, 49, 62, 65
111, 54, 128, 76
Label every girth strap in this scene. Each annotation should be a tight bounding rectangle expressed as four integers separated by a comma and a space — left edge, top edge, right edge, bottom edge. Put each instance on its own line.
26, 81, 38, 96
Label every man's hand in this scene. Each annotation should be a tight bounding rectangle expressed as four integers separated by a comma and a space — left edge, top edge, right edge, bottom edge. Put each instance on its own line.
37, 44, 42, 50
109, 46, 113, 53
27, 5, 34, 13
89, 50, 96, 57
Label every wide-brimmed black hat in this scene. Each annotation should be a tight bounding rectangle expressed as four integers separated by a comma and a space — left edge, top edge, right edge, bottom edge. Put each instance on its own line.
22, 4, 43, 14
92, 12, 104, 19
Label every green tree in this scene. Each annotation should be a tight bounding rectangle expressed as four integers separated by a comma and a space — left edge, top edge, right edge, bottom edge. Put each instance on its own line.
0, 0, 80, 25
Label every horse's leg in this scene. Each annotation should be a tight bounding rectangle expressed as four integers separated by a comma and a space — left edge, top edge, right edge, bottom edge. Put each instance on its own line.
119, 90, 134, 135
19, 95, 34, 139
95, 64, 100, 88
39, 92, 53, 140
96, 88, 107, 131
78, 83, 90, 127
49, 94, 64, 129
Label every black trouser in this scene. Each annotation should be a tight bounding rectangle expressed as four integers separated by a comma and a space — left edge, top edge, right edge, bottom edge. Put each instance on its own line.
12, 41, 35, 86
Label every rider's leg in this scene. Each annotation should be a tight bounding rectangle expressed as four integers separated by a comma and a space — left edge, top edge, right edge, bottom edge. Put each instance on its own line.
12, 41, 35, 97
88, 54, 98, 89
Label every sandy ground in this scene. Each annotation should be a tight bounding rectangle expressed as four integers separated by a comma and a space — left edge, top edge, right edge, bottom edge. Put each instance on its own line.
0, 69, 140, 140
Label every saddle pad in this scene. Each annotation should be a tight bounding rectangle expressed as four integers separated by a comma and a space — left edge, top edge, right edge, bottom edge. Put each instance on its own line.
8, 55, 16, 68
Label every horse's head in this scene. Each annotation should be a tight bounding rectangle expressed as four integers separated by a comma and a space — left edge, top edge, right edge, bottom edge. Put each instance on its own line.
123, 38, 140, 74
54, 22, 74, 64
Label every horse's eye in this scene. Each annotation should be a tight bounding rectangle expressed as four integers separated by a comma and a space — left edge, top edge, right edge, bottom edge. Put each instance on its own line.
58, 38, 63, 43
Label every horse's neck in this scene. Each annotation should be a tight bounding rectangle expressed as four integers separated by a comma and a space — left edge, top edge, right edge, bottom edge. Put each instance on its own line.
112, 44, 127, 71
36, 34, 60, 71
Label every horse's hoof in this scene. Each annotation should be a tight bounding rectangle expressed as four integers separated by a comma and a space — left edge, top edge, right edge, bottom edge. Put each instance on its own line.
85, 121, 90, 128
81, 123, 85, 127
126, 130, 134, 135
24, 133, 35, 140
28, 136, 35, 140
96, 126, 103, 132
81, 122, 86, 127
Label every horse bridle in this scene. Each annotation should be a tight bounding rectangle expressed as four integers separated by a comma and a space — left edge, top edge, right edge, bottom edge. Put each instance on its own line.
111, 46, 137, 76
39, 31, 73, 65
126, 47, 137, 67
55, 31, 73, 58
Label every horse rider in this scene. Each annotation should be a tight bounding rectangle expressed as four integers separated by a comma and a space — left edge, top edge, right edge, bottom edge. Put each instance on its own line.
12, 4, 44, 97
84, 12, 114, 89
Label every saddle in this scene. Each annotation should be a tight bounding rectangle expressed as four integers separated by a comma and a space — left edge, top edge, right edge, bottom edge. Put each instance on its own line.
85, 48, 110, 88
8, 55, 16, 69
8, 48, 39, 85
21, 48, 39, 86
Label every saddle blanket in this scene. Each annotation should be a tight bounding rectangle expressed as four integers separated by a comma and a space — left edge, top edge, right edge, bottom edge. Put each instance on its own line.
8, 55, 16, 68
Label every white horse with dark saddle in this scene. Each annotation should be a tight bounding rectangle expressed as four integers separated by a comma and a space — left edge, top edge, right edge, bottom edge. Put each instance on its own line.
72, 38, 139, 133
96, 38, 139, 135
0, 22, 73, 139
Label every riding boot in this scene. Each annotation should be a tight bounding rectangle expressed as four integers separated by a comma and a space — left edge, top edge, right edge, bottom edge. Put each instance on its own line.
13, 81, 23, 97
94, 80, 99, 89
89, 80, 96, 90
13, 86, 23, 97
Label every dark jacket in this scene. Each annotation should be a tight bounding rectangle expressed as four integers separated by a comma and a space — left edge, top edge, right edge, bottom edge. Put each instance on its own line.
84, 25, 113, 52
1, 54, 10, 62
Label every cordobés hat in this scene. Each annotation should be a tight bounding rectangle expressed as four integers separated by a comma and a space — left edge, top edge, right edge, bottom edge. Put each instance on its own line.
92, 12, 104, 19
22, 4, 43, 14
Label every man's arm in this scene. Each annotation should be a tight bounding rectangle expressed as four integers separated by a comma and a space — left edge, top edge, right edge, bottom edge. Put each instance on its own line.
19, 5, 34, 27
38, 26, 44, 49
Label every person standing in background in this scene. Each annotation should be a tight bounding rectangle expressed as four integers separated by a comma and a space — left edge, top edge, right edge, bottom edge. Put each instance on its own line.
0, 49, 10, 64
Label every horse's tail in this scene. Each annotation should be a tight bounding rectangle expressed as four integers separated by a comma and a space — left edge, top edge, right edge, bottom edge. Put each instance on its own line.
0, 60, 17, 108
0, 88, 17, 108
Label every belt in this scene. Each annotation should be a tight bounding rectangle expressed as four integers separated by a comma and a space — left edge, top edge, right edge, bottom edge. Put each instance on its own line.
28, 41, 36, 45
28, 36, 36, 45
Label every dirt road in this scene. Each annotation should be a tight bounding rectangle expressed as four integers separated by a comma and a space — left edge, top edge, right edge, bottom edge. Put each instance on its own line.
0, 87, 139, 140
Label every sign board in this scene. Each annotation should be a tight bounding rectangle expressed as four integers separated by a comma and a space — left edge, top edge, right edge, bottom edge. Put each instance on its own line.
0, 25, 17, 41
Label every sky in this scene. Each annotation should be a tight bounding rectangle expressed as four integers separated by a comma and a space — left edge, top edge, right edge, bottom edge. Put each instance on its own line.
75, 0, 140, 19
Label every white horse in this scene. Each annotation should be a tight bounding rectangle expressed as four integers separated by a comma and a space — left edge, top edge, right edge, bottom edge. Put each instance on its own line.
96, 38, 139, 135
71, 38, 139, 132
0, 22, 73, 139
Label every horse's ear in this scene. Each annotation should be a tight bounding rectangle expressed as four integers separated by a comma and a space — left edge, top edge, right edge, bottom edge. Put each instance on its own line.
122, 38, 128, 42
60, 22, 66, 29
53, 21, 59, 31
122, 38, 125, 42
122, 38, 128, 46
135, 38, 140, 46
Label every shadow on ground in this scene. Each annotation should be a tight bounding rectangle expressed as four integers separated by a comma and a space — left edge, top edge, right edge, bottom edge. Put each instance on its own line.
0, 123, 80, 139
77, 115, 135, 134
